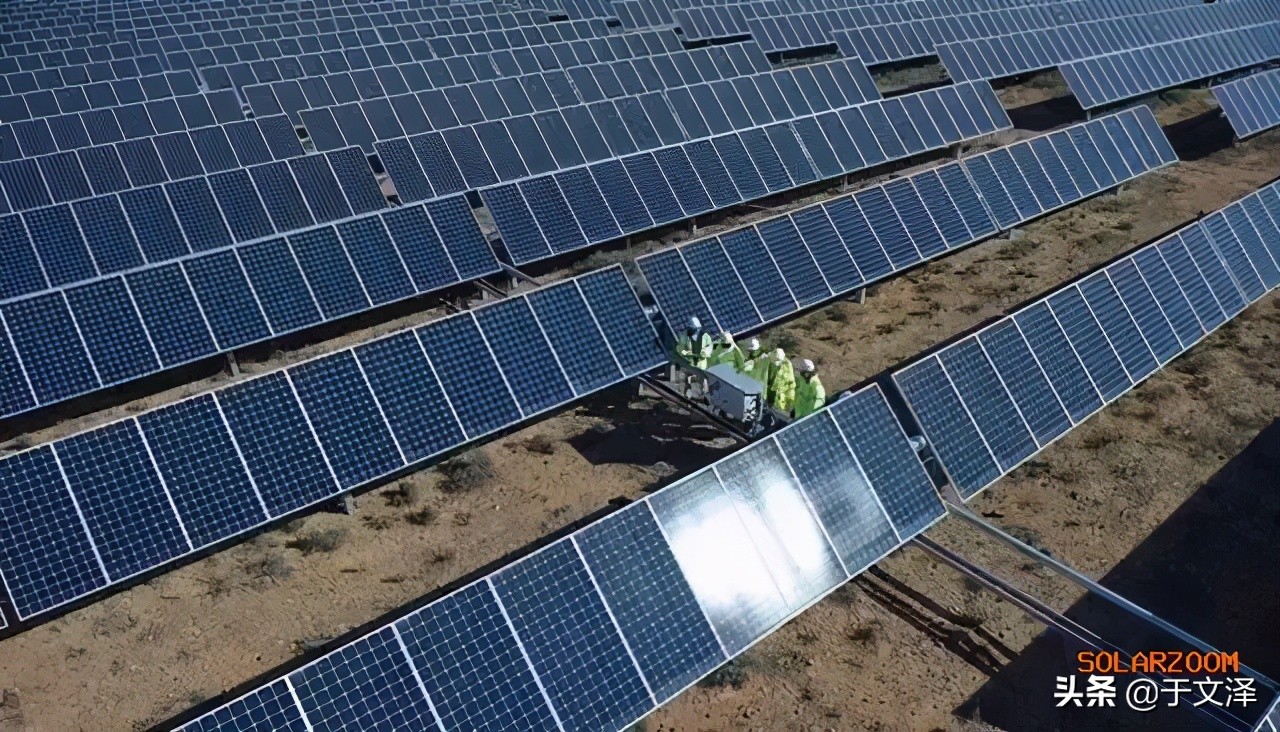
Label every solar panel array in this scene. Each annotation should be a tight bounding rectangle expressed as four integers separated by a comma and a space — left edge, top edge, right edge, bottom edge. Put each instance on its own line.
831, 0, 1198, 67
474, 80, 1009, 266
637, 107, 1175, 336
0, 265, 664, 622
679, 0, 1194, 55
175, 383, 946, 732
1060, 23, 1280, 109
0, 69, 201, 123
246, 39, 771, 135
0, 192, 499, 420
894, 179, 1280, 498
936, 0, 1280, 82
1213, 67, 1280, 140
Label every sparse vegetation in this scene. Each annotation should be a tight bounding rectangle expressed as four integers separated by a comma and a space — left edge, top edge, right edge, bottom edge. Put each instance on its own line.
848, 621, 879, 644
437, 451, 496, 493
520, 434, 557, 455
406, 506, 438, 526
245, 554, 293, 582
698, 661, 750, 689
384, 480, 425, 508
286, 528, 348, 555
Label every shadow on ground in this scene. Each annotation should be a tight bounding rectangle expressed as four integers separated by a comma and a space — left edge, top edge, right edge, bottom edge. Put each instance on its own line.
569, 388, 738, 480
958, 419, 1280, 731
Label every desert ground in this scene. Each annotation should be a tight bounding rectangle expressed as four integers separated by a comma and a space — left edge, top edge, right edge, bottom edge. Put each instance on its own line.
0, 77, 1276, 732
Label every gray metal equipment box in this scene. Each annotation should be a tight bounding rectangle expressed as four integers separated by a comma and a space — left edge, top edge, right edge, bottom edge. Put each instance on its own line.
704, 363, 763, 422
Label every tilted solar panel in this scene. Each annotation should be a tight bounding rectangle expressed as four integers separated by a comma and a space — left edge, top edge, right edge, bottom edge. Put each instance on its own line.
169, 383, 943, 732
0, 265, 662, 628
638, 107, 1175, 340
893, 178, 1280, 497
1213, 67, 1280, 139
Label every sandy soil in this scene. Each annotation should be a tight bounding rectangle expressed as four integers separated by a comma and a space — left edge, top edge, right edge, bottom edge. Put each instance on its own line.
0, 90, 1277, 732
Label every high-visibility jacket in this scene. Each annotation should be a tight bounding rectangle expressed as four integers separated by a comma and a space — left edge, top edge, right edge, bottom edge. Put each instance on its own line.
767, 359, 796, 412
794, 374, 826, 418
676, 331, 713, 369
711, 344, 745, 371
744, 353, 770, 386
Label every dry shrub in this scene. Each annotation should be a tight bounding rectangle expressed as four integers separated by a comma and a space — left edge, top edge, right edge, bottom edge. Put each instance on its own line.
406, 506, 438, 526
438, 451, 495, 493
384, 480, 425, 508
521, 434, 557, 455
286, 528, 347, 555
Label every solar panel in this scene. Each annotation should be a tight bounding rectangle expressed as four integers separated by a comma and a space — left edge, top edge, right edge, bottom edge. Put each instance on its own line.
174, 381, 941, 732
0, 266, 661, 625
639, 108, 1175, 338
478, 80, 1009, 266
1061, 23, 1280, 110
894, 177, 1280, 498
0, 192, 498, 421
1214, 67, 1280, 139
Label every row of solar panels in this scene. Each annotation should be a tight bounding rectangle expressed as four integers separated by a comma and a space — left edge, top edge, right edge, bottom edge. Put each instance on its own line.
637, 108, 1175, 341
671, 0, 1070, 42
1213, 67, 1280, 139
0, 112, 312, 217
0, 77, 998, 405
845, 0, 1261, 69
4, 18, 625, 110
0, 105, 1167, 629
171, 18, 615, 91
2, 0, 498, 37
248, 40, 772, 135
189, 24, 673, 94
353, 55, 876, 180
0, 81, 1002, 418
0, 28, 682, 158
0, 141, 392, 292
0, 5, 519, 58
895, 178, 1280, 498
175, 382, 945, 732
0, 68, 199, 123
241, 26, 684, 118
667, 0, 1062, 14
0, 40, 149, 75
1061, 22, 1280, 109
0, 265, 662, 622
471, 81, 1006, 265
0, 192, 497, 418
936, 0, 1280, 82
674, 0, 1186, 49
0, 86, 257, 161
750, 0, 1197, 57
130, 9, 551, 59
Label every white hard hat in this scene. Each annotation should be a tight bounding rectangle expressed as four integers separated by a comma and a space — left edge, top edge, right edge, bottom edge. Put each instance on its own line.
773, 348, 785, 361
800, 359, 815, 372
687, 316, 701, 330
748, 337, 761, 351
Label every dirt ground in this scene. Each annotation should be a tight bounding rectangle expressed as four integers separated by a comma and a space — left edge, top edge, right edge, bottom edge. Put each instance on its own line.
0, 86, 1277, 732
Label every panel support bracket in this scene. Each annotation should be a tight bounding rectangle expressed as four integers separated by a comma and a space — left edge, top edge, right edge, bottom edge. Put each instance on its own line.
225, 351, 240, 377
500, 263, 543, 289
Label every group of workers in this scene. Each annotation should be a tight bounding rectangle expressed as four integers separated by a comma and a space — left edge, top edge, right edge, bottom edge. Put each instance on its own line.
676, 317, 825, 419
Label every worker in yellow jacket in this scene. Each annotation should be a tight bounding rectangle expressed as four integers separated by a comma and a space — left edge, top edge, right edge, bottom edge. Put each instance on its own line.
767, 348, 795, 413
675, 316, 713, 369
743, 338, 770, 385
793, 359, 826, 418
709, 331, 744, 371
